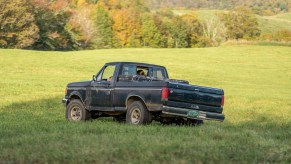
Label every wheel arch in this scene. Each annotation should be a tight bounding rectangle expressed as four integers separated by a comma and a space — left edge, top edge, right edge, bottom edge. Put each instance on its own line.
67, 91, 84, 105
126, 95, 148, 111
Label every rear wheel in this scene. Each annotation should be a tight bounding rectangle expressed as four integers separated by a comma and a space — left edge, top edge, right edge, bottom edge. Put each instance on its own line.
66, 99, 91, 121
126, 101, 152, 125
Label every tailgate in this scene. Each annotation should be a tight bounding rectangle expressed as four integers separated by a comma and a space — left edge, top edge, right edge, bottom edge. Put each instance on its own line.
167, 82, 224, 107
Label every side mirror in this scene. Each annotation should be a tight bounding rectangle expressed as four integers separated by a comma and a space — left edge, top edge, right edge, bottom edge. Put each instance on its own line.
92, 75, 96, 81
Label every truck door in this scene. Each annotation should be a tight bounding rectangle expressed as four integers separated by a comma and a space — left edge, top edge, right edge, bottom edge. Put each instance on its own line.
91, 64, 116, 108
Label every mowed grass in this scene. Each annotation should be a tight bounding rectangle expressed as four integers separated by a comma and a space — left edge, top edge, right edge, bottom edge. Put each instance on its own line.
1, 46, 291, 163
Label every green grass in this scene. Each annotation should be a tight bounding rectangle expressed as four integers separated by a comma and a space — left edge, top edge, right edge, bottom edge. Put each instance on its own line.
1, 46, 291, 163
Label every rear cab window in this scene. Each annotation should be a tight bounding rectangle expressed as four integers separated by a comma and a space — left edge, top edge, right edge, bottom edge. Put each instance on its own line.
152, 67, 167, 80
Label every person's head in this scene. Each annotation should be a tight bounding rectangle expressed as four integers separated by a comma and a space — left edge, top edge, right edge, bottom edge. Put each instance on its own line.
137, 70, 145, 76
108, 76, 112, 81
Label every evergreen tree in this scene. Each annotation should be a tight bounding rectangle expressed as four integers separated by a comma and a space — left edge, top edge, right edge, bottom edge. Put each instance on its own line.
153, 10, 176, 48
95, 6, 115, 48
33, 9, 75, 50
159, 17, 175, 48
0, 0, 39, 49
171, 16, 189, 48
141, 14, 162, 47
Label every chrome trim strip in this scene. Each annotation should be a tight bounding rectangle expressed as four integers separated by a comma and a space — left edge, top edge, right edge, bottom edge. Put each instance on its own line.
115, 87, 162, 91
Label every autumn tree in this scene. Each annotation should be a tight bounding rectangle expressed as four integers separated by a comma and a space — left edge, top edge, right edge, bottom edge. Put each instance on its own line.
218, 7, 261, 40
66, 6, 97, 49
181, 13, 204, 47
100, 0, 147, 47
0, 0, 39, 49
111, 9, 137, 47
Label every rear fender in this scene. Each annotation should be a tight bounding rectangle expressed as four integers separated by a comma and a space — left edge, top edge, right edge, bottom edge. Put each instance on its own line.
126, 95, 148, 110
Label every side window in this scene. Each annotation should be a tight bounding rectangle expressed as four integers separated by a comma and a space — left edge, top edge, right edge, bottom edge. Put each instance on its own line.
119, 65, 150, 82
152, 68, 166, 80
121, 65, 136, 75
97, 65, 116, 81
136, 66, 149, 76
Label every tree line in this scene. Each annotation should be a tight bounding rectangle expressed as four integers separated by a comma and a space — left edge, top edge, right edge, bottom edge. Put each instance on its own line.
0, 0, 289, 50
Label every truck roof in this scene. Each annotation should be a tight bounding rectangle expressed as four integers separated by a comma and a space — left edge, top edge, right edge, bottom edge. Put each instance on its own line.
106, 62, 166, 68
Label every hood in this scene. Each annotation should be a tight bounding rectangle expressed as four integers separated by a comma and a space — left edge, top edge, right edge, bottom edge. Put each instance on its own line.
67, 81, 91, 87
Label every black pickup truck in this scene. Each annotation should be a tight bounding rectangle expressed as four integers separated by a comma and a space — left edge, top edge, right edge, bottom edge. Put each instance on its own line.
62, 62, 225, 125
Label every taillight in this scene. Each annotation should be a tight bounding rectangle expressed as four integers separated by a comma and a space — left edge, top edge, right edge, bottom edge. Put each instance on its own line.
65, 88, 68, 95
221, 95, 224, 106
161, 87, 169, 101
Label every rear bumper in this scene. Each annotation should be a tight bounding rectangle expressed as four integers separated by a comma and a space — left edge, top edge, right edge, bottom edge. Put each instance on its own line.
162, 106, 225, 121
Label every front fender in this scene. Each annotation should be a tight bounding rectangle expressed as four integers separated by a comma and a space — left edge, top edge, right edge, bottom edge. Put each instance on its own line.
68, 91, 84, 103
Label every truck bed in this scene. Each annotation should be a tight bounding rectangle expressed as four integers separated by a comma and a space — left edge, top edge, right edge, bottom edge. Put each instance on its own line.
162, 82, 225, 121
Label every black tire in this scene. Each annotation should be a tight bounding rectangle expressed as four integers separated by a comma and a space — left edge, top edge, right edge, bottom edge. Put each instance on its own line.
66, 99, 91, 121
126, 101, 152, 125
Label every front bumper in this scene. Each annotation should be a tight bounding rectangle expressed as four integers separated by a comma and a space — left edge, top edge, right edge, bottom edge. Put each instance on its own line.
162, 106, 225, 121
62, 98, 68, 106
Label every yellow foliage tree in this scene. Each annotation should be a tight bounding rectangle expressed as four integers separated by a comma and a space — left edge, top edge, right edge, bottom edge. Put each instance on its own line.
111, 9, 141, 47
77, 0, 86, 7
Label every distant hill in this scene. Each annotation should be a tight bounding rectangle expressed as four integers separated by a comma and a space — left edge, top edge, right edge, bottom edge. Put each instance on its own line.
146, 0, 291, 15
173, 9, 291, 34
257, 13, 291, 34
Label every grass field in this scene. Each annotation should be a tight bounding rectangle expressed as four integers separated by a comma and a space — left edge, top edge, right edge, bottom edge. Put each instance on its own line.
1, 45, 291, 163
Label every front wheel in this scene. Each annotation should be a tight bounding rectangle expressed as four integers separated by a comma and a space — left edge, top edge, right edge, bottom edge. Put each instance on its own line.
126, 101, 152, 125
66, 99, 91, 121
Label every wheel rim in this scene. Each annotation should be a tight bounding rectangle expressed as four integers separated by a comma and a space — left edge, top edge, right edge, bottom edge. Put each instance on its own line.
71, 106, 82, 121
131, 108, 141, 124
